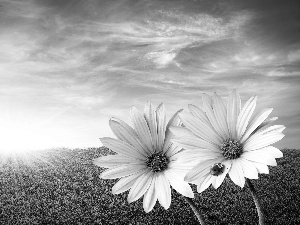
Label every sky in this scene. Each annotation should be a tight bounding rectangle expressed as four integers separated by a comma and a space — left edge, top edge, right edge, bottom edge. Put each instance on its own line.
0, 0, 300, 152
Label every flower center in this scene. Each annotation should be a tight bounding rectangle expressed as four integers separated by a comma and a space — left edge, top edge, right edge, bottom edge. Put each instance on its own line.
220, 138, 243, 160
210, 163, 225, 176
146, 152, 169, 173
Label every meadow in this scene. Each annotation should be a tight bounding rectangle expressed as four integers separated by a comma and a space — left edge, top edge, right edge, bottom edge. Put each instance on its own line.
0, 147, 299, 224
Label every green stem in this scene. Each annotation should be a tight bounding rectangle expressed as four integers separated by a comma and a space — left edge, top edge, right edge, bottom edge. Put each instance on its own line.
246, 178, 266, 225
183, 196, 206, 225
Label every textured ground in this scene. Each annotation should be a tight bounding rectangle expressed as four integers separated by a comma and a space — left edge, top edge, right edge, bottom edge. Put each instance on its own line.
0, 147, 299, 224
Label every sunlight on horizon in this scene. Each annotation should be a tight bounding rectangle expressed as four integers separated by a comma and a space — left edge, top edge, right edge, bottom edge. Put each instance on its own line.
0, 110, 59, 155
0, 122, 54, 154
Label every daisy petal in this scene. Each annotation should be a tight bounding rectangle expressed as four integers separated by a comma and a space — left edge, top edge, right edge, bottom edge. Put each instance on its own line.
254, 117, 278, 133
170, 134, 220, 152
250, 146, 283, 158
170, 126, 196, 137
109, 118, 148, 157
255, 125, 286, 136
144, 101, 158, 151
176, 149, 223, 164
100, 137, 145, 159
188, 104, 210, 125
243, 132, 285, 151
184, 158, 223, 183
130, 106, 153, 154
252, 162, 269, 174
143, 176, 157, 213
100, 165, 147, 179
155, 172, 171, 209
240, 108, 273, 143
213, 93, 230, 139
229, 160, 245, 188
179, 112, 223, 145
112, 170, 146, 194
238, 158, 258, 179
127, 171, 153, 203
165, 145, 183, 158
165, 170, 194, 198
197, 174, 214, 193
237, 96, 257, 139
94, 155, 139, 168
163, 109, 183, 154
202, 93, 226, 140
156, 103, 167, 151
212, 160, 232, 189
241, 150, 277, 166
227, 89, 241, 139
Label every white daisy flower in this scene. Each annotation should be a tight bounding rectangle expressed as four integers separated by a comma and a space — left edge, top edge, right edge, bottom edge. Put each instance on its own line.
171, 90, 285, 193
94, 102, 194, 213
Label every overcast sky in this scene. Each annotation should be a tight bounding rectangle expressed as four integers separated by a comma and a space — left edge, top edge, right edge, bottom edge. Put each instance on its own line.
1, 0, 300, 150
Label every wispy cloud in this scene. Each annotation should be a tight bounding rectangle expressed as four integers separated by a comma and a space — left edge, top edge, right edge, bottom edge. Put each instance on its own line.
1, 0, 299, 149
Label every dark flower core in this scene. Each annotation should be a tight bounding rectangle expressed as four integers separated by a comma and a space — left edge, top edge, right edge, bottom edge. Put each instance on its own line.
146, 152, 169, 173
210, 163, 225, 176
220, 138, 243, 160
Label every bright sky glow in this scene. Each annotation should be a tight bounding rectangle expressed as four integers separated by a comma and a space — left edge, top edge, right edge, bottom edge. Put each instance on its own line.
1, 0, 300, 152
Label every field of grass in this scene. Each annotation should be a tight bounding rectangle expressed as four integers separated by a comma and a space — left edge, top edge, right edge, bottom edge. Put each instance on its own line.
0, 147, 299, 224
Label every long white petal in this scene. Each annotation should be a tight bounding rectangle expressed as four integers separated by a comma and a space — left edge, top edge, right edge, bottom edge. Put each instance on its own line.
184, 158, 223, 183
227, 89, 241, 139
127, 171, 153, 203
109, 118, 149, 157
169, 126, 196, 138
156, 103, 167, 151
212, 160, 232, 189
163, 109, 183, 154
243, 132, 285, 151
197, 174, 213, 193
237, 96, 257, 139
155, 172, 171, 209
94, 155, 139, 168
228, 160, 245, 188
254, 125, 285, 137
176, 149, 223, 164
143, 175, 157, 213
144, 101, 158, 151
213, 93, 230, 139
100, 137, 145, 159
240, 108, 273, 143
254, 117, 278, 133
238, 158, 258, 179
100, 164, 147, 179
112, 170, 145, 194
179, 112, 223, 145
257, 146, 283, 158
165, 144, 183, 158
171, 135, 221, 152
188, 104, 210, 125
165, 170, 194, 198
130, 106, 153, 154
241, 150, 277, 166
202, 93, 226, 140
244, 145, 283, 157
252, 162, 269, 174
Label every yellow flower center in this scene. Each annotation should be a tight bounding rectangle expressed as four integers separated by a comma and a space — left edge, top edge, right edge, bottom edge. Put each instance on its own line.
220, 139, 243, 160
146, 152, 169, 173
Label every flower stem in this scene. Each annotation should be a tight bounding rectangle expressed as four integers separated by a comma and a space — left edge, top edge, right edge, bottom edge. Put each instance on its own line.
246, 178, 265, 225
183, 196, 206, 225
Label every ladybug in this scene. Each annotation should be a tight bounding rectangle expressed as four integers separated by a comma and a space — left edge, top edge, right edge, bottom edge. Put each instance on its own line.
210, 163, 225, 176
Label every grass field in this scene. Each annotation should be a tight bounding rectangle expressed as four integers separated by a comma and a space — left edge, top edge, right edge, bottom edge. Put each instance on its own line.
0, 147, 299, 224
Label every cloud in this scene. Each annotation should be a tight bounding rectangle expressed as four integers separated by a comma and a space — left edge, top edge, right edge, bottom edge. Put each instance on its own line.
288, 49, 300, 62
1, 0, 299, 149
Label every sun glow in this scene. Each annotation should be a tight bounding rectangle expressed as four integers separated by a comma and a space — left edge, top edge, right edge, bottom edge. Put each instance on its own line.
0, 115, 55, 155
